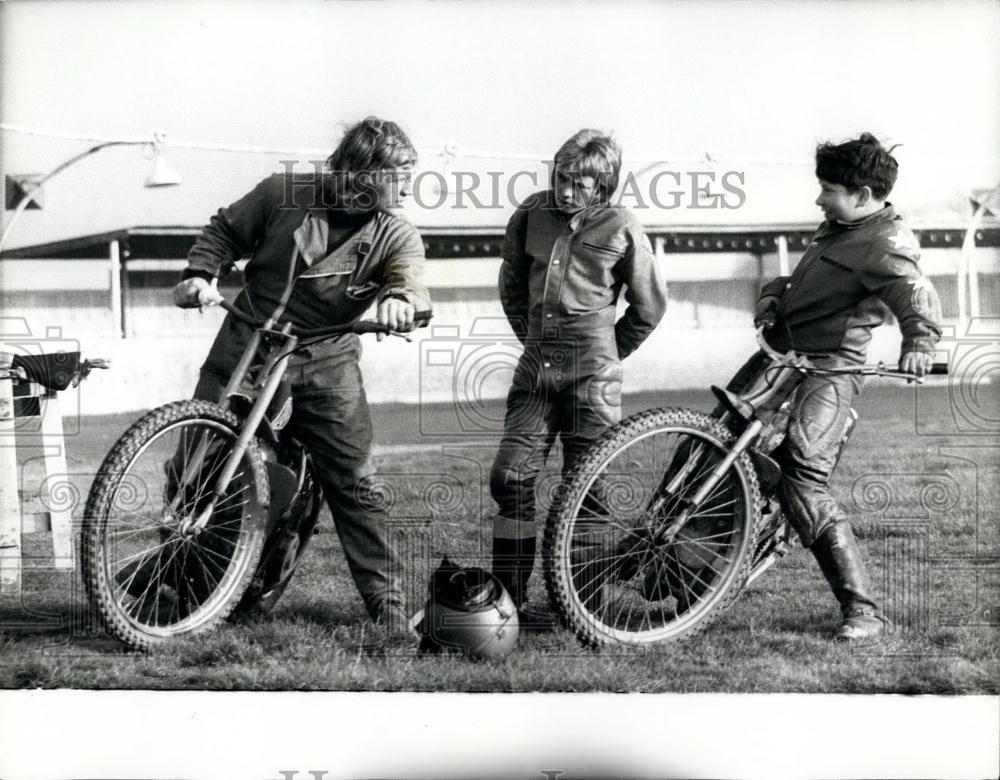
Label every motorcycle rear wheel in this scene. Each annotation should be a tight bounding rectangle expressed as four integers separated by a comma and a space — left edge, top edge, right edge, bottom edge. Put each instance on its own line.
232, 459, 323, 619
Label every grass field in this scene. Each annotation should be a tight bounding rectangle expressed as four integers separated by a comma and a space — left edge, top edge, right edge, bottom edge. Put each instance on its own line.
1, 383, 998, 693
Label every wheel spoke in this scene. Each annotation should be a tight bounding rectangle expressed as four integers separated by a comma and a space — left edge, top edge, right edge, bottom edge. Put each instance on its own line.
84, 405, 266, 646
673, 535, 736, 564
123, 535, 183, 620
105, 522, 170, 543
190, 537, 240, 569
183, 447, 225, 515
549, 411, 760, 646
110, 537, 177, 569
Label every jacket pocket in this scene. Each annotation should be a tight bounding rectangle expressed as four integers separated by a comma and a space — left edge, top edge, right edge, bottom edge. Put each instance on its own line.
296, 270, 351, 302
299, 252, 358, 278
561, 246, 618, 312
345, 280, 381, 302
581, 240, 623, 258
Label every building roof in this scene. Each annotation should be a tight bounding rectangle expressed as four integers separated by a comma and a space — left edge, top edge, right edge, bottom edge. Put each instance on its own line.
2, 221, 998, 261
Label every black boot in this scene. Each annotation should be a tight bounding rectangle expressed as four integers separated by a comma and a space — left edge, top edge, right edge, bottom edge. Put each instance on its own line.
491, 535, 533, 608
491, 535, 557, 632
373, 602, 418, 643
810, 521, 888, 641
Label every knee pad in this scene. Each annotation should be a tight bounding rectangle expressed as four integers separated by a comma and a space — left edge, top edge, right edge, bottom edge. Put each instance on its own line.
490, 463, 525, 502
584, 365, 623, 428
787, 380, 854, 460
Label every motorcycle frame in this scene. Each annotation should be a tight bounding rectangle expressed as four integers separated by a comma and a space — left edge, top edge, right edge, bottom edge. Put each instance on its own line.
651, 330, 916, 572
182, 319, 300, 535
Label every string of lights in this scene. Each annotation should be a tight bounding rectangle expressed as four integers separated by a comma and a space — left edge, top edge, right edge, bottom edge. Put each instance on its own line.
6, 122, 1000, 172
0, 122, 804, 167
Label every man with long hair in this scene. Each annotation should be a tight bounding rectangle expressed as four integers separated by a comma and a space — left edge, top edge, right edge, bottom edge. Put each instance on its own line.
173, 117, 430, 640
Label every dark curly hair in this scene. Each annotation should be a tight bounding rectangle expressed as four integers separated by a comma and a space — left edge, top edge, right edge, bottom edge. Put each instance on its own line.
324, 116, 417, 209
815, 132, 899, 200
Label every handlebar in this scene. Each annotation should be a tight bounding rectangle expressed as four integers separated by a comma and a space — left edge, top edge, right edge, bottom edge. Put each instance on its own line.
755, 327, 948, 379
8, 352, 110, 390
218, 299, 432, 338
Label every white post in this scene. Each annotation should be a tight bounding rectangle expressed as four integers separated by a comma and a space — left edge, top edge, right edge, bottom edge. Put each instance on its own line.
654, 236, 666, 293
968, 246, 981, 319
39, 391, 73, 568
109, 239, 123, 339
0, 349, 22, 593
958, 229, 970, 332
961, 182, 1000, 327
777, 234, 790, 276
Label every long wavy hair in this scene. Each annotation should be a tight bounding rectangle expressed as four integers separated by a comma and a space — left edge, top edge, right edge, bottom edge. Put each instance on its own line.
552, 129, 623, 204
324, 116, 418, 210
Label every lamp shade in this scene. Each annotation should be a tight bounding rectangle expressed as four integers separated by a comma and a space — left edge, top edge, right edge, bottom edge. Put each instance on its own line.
145, 151, 182, 187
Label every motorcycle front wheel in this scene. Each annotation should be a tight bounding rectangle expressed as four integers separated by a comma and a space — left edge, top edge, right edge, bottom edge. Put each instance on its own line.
543, 407, 762, 647
81, 400, 268, 649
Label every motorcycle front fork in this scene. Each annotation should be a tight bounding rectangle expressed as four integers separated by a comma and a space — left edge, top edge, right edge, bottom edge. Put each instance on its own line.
651, 418, 765, 546
650, 396, 858, 548
177, 329, 295, 536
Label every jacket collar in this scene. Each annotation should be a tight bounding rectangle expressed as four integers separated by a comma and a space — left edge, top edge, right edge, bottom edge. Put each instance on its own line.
540, 189, 608, 231
816, 203, 896, 239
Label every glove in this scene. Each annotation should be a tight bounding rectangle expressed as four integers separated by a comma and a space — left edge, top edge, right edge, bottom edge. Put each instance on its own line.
753, 295, 781, 330
899, 351, 932, 382
375, 296, 416, 342
173, 277, 224, 310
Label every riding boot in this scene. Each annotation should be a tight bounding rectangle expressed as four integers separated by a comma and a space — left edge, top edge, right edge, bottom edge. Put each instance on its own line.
491, 534, 535, 609
491, 535, 558, 631
372, 601, 419, 643
809, 521, 888, 641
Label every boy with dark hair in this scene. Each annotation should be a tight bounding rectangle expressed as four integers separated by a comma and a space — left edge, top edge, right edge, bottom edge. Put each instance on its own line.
488, 129, 668, 627
750, 132, 942, 640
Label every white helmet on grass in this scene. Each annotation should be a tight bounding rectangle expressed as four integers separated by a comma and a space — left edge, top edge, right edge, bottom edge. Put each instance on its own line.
418, 558, 519, 661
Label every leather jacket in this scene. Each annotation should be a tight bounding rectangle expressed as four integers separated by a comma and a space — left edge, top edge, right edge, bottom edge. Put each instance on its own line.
760, 205, 941, 362
184, 173, 430, 329
498, 190, 667, 376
